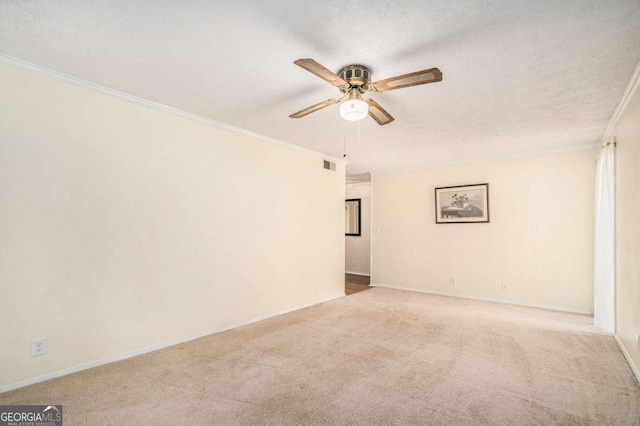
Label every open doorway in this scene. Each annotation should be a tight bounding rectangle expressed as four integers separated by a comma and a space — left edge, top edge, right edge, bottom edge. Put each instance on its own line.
345, 175, 371, 295
346, 273, 371, 295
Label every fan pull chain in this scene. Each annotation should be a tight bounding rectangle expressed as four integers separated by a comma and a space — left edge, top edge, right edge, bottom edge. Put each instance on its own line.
343, 135, 347, 158
343, 118, 347, 158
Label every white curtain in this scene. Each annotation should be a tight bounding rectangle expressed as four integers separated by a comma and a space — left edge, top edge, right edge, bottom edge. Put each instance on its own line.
594, 142, 615, 333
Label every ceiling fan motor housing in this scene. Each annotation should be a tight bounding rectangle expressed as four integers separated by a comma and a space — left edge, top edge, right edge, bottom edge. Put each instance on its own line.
338, 65, 372, 92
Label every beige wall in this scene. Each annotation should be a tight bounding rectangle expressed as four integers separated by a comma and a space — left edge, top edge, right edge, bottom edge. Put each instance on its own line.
372, 149, 597, 313
0, 63, 345, 389
345, 183, 371, 275
613, 77, 640, 377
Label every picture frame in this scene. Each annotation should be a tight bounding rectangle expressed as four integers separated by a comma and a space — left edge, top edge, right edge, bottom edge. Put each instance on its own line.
345, 198, 361, 236
435, 183, 489, 224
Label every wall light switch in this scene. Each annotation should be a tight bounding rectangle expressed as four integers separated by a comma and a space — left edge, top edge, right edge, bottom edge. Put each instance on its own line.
373, 227, 380, 233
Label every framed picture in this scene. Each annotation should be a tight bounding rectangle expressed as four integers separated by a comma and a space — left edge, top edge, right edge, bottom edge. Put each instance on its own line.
435, 183, 489, 224
345, 198, 361, 236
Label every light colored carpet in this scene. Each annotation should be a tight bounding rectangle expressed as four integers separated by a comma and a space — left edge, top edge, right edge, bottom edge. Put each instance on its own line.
1, 287, 639, 425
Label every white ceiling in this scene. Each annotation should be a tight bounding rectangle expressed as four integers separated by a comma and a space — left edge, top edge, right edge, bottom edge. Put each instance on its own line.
1, 1, 639, 175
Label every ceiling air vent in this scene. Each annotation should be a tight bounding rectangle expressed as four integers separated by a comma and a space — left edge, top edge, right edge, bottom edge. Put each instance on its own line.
323, 160, 336, 171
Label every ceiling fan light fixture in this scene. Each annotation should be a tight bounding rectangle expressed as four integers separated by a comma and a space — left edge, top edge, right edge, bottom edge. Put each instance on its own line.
290, 58, 441, 125
339, 91, 369, 121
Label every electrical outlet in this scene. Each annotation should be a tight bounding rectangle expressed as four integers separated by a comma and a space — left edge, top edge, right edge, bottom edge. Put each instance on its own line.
32, 337, 47, 357
351, 260, 357, 267
502, 282, 508, 292
449, 277, 456, 286
637, 334, 640, 351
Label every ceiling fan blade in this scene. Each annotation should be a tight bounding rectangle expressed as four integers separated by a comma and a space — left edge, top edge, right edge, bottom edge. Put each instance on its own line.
366, 99, 395, 126
372, 67, 442, 92
289, 98, 341, 118
294, 58, 348, 87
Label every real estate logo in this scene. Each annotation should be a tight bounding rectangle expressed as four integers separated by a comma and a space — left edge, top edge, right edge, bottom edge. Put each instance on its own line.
0, 405, 62, 426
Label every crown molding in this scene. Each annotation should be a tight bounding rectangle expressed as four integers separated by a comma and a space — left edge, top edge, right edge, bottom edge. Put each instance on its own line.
346, 181, 371, 188
371, 143, 600, 175
603, 58, 640, 142
0, 53, 347, 165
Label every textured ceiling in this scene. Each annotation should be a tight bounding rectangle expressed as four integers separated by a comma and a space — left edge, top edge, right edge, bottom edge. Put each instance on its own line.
1, 0, 639, 175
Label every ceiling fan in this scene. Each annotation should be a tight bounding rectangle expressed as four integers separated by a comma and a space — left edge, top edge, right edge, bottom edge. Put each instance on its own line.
289, 58, 442, 126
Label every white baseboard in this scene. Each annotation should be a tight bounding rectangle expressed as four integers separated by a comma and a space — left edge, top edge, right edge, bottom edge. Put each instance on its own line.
614, 334, 640, 385
370, 283, 593, 315
345, 271, 371, 277
0, 293, 344, 394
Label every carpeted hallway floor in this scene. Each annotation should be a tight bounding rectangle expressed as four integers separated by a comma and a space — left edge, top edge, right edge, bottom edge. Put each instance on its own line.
1, 287, 639, 425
